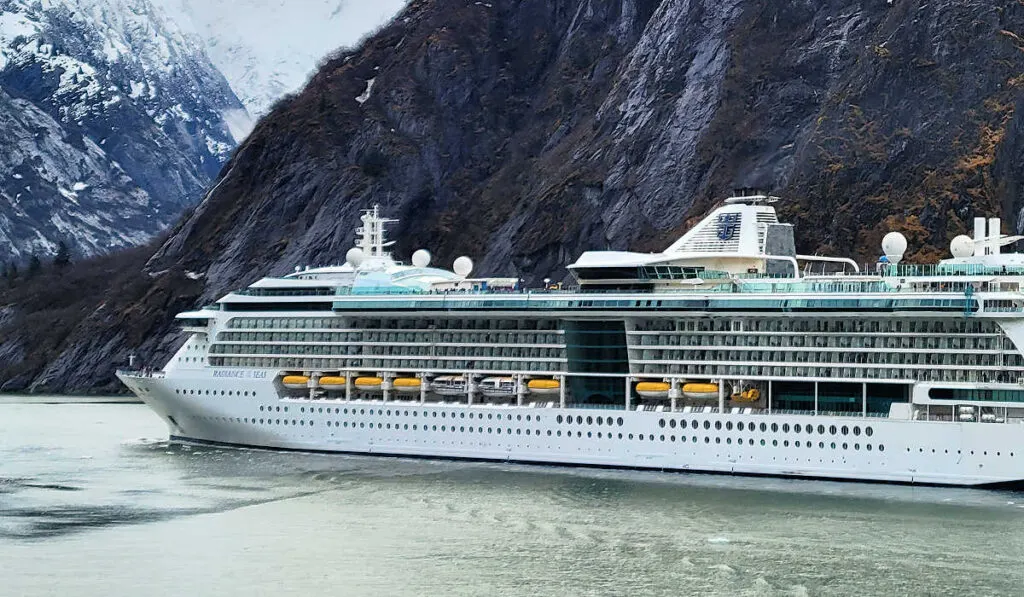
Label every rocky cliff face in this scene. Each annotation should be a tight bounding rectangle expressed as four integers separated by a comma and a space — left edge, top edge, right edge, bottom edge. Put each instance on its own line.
3, 0, 1024, 393
0, 0, 243, 260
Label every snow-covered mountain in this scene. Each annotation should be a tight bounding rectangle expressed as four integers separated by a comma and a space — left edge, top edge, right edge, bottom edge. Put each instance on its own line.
164, 0, 408, 119
0, 0, 243, 260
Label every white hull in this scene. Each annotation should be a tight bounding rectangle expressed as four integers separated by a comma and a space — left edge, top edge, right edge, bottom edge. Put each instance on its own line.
121, 372, 1024, 487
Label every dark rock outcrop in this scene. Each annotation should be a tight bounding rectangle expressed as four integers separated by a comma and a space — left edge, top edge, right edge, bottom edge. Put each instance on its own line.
2, 0, 1024, 393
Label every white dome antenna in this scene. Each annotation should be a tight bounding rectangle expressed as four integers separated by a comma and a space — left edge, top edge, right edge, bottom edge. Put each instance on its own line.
453, 256, 474, 277
950, 235, 975, 259
412, 249, 431, 268
882, 232, 908, 265
346, 247, 365, 267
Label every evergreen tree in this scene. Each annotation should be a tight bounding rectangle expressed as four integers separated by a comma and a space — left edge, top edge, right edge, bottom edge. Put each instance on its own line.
27, 254, 41, 277
53, 241, 71, 268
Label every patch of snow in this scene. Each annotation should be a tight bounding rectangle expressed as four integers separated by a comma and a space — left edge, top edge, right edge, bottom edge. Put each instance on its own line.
72, 182, 89, 191
57, 186, 80, 205
356, 77, 375, 104
184, 270, 205, 280
12, 174, 23, 180
221, 107, 254, 142
129, 80, 146, 98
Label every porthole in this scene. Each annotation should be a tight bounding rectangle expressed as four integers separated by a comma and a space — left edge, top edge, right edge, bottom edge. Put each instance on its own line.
842, 443, 848, 450
867, 444, 873, 451
866, 427, 874, 437
760, 423, 767, 432
818, 442, 824, 449
795, 441, 801, 448
830, 442, 837, 449
726, 438, 732, 445
794, 424, 801, 433
783, 440, 789, 447
557, 415, 563, 424
628, 434, 634, 440
760, 439, 766, 446
853, 426, 861, 436
557, 430, 562, 437
829, 425, 837, 435
879, 444, 885, 452
586, 416, 592, 425
817, 425, 825, 434
841, 426, 849, 436
576, 416, 583, 424
782, 424, 790, 433
669, 419, 677, 428
772, 440, 778, 446
771, 423, 778, 432
597, 417, 604, 425
737, 422, 744, 432
854, 444, 860, 451
659, 419, 666, 428
704, 421, 711, 430
715, 437, 721, 444
670, 435, 675, 442
617, 417, 624, 426
715, 421, 722, 431
726, 422, 733, 431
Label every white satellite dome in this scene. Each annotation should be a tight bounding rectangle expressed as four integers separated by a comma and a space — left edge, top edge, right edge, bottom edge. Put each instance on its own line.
882, 232, 908, 265
412, 249, 432, 268
346, 247, 365, 267
950, 235, 975, 259
453, 256, 474, 277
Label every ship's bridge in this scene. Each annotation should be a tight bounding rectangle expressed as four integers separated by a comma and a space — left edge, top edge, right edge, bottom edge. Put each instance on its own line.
569, 193, 855, 290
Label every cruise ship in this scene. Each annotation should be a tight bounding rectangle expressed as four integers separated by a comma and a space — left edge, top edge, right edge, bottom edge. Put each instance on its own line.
119, 194, 1024, 487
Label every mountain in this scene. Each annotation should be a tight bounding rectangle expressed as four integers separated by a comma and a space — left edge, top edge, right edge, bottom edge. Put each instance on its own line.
0, 0, 243, 260
163, 0, 408, 119
2, 0, 1024, 393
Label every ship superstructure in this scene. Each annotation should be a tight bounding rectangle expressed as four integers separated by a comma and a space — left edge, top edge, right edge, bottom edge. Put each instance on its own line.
119, 195, 1024, 487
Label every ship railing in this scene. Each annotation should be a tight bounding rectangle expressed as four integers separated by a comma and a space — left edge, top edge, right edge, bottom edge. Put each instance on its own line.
116, 368, 165, 379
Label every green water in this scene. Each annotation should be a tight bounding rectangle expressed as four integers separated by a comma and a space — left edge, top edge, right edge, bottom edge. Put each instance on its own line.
1, 401, 1023, 596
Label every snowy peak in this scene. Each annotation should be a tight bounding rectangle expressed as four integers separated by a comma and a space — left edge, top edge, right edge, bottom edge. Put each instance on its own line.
0, 0, 246, 259
164, 0, 408, 117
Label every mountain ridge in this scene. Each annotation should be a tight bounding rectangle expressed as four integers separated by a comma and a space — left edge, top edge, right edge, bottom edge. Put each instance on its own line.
0, 0, 242, 260
2, 0, 1023, 394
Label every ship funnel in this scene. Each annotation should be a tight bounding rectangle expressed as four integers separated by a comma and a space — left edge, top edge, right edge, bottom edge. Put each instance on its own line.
974, 217, 986, 256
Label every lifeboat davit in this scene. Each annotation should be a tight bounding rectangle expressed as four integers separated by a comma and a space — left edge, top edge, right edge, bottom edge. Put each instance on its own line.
318, 376, 347, 390
527, 379, 560, 395
480, 377, 516, 397
432, 376, 466, 396
393, 377, 422, 393
282, 375, 310, 390
635, 381, 671, 399
354, 376, 384, 391
684, 383, 719, 400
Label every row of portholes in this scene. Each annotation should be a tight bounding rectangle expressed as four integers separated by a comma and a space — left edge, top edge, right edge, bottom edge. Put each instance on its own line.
177, 388, 255, 397
254, 418, 313, 426
658, 419, 874, 438
557, 415, 624, 426
325, 421, 548, 435
907, 447, 1015, 457
620, 432, 883, 451
259, 405, 289, 412
289, 405, 542, 423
